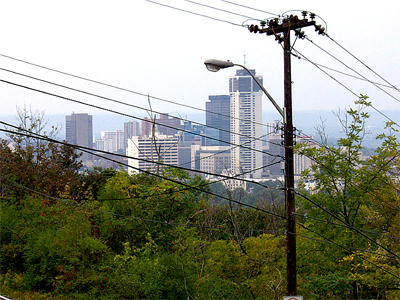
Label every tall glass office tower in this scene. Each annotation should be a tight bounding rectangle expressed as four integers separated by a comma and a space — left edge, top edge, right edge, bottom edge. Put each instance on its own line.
229, 69, 263, 178
206, 95, 231, 146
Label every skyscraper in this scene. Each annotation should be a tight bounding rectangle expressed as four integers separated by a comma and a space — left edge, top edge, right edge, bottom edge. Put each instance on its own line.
141, 113, 181, 137
206, 95, 231, 146
65, 113, 93, 162
124, 120, 140, 150
229, 69, 263, 178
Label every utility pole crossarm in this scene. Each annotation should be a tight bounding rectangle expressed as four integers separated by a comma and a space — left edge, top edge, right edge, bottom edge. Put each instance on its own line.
260, 19, 316, 35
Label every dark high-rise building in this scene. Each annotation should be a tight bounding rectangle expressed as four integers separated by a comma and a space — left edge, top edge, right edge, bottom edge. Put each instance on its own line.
206, 95, 231, 146
124, 120, 140, 151
66, 113, 93, 162
142, 113, 181, 137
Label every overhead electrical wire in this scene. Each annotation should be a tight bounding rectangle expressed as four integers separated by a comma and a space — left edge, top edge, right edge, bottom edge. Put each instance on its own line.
145, 0, 244, 27
294, 57, 398, 90
292, 47, 399, 128
0, 53, 275, 132
288, 223, 400, 279
295, 213, 400, 241
0, 121, 285, 216
219, 0, 280, 17
293, 189, 400, 259
1, 174, 279, 233
325, 33, 400, 93
0, 126, 287, 219
293, 223, 400, 280
3, 124, 398, 261
0, 67, 279, 149
0, 4, 397, 287
0, 57, 394, 210
0, 79, 281, 160
184, 0, 261, 21
0, 125, 281, 192
292, 228, 398, 260
305, 36, 400, 102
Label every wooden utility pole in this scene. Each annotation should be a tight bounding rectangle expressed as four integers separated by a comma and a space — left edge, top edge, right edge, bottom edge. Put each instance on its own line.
249, 13, 317, 296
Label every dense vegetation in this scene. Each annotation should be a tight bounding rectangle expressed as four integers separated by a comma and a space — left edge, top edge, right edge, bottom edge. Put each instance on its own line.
1, 100, 399, 299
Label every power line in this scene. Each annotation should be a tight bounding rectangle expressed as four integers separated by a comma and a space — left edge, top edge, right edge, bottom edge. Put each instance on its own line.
294, 223, 400, 280
0, 174, 266, 232
179, 131, 281, 168
294, 213, 400, 241
0, 67, 277, 148
2, 123, 284, 211
0, 53, 269, 130
325, 33, 400, 93
291, 230, 398, 260
184, 0, 261, 21
5, 64, 395, 218
292, 47, 399, 128
145, 0, 244, 27
0, 126, 287, 220
305, 36, 400, 102
219, 0, 280, 17
0, 119, 286, 201
293, 189, 400, 259
0, 125, 279, 191
0, 79, 280, 160
294, 55, 399, 90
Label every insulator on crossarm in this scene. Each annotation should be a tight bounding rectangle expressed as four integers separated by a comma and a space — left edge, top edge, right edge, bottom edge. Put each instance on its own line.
314, 24, 321, 32
318, 27, 325, 35
295, 29, 305, 39
301, 11, 308, 18
270, 18, 279, 28
249, 24, 259, 33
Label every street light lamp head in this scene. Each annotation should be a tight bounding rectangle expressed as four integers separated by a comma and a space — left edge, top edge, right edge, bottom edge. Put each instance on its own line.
204, 59, 234, 72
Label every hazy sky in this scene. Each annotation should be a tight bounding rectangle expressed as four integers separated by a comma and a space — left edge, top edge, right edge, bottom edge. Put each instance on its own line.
0, 0, 399, 125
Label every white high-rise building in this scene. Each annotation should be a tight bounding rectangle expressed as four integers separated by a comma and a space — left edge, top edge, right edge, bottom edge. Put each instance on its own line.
127, 134, 179, 174
229, 69, 263, 178
96, 130, 124, 153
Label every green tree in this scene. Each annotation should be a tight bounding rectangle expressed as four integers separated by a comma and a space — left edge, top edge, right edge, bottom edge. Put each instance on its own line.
296, 97, 400, 299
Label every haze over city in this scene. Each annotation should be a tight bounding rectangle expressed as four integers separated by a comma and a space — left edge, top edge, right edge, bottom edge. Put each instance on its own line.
0, 0, 399, 126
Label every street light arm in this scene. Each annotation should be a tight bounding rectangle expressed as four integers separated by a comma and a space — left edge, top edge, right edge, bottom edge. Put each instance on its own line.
232, 63, 284, 118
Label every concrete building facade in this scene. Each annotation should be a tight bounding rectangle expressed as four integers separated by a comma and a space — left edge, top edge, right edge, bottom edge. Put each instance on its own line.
127, 134, 179, 174
65, 113, 93, 162
229, 69, 263, 178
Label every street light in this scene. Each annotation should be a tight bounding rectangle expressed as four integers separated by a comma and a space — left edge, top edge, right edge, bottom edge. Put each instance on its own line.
204, 59, 284, 118
205, 58, 297, 295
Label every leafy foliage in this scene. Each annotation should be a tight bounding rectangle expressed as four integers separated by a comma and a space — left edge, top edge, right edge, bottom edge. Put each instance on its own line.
1, 104, 399, 299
